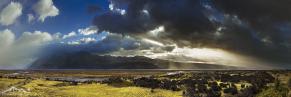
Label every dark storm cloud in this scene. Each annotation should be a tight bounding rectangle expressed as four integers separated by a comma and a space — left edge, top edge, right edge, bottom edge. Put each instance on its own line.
214, 0, 291, 23
213, 0, 291, 63
93, 0, 215, 39
213, 0, 291, 45
92, 0, 291, 64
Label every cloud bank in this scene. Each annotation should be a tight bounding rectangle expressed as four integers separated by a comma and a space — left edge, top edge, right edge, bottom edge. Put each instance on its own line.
0, 0, 61, 69
0, 29, 53, 69
92, 0, 291, 66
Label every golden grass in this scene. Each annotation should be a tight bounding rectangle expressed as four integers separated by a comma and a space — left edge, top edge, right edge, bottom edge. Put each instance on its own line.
9, 79, 182, 97
0, 78, 24, 90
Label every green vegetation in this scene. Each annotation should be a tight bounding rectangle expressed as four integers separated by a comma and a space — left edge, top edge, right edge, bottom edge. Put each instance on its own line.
7, 79, 181, 97
256, 87, 289, 97
256, 76, 290, 97
1, 70, 291, 97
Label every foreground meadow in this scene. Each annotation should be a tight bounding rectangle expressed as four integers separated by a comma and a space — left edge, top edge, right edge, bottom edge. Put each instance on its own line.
5, 79, 182, 97
1, 70, 291, 97
0, 78, 24, 90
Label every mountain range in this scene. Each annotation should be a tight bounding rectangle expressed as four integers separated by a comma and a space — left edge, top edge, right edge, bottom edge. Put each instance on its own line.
29, 51, 241, 70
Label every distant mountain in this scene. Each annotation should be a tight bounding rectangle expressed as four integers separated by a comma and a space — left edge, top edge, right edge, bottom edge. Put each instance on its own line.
29, 51, 241, 69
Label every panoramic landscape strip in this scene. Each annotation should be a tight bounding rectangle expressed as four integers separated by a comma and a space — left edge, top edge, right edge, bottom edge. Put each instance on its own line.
0, 0, 291, 97
0, 70, 291, 97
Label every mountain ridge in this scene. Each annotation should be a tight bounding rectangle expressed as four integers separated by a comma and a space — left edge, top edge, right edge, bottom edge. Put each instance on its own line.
29, 51, 241, 69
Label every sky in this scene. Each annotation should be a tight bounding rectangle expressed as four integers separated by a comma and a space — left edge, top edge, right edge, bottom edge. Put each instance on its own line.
0, 0, 290, 69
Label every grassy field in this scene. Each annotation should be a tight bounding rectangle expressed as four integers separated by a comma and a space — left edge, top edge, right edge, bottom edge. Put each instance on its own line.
0, 78, 24, 90
6, 79, 182, 97
1, 70, 291, 97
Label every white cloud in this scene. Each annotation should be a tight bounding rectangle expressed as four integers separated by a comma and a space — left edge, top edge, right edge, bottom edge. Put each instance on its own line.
0, 2, 22, 26
66, 37, 97, 45
80, 38, 97, 43
117, 9, 126, 15
261, 36, 273, 44
142, 38, 165, 47
142, 9, 149, 15
62, 31, 76, 39
27, 14, 35, 23
0, 29, 53, 69
33, 0, 59, 22
109, 3, 114, 11
78, 27, 98, 36
108, 2, 126, 15
0, 29, 14, 49
16, 31, 53, 46
67, 41, 80, 45
148, 26, 164, 37
52, 32, 62, 40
